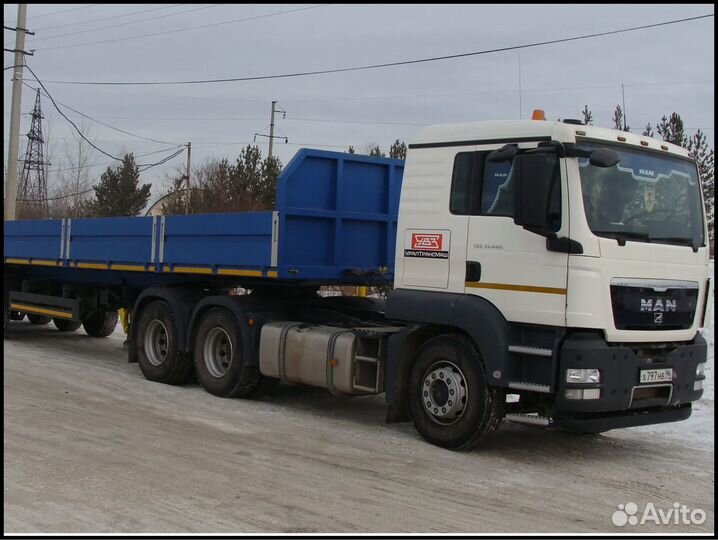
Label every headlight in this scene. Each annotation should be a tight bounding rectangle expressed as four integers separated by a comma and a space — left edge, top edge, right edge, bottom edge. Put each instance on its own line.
696, 363, 706, 378
566, 368, 601, 384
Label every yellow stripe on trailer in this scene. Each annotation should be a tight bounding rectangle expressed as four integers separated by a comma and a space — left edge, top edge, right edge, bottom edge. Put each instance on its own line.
173, 266, 213, 275
30, 259, 59, 267
217, 268, 263, 277
10, 303, 73, 319
111, 264, 146, 272
5, 258, 30, 265
76, 262, 109, 270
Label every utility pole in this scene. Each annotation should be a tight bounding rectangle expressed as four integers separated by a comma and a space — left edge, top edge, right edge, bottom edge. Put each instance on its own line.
5, 4, 31, 221
184, 142, 191, 214
254, 100, 287, 161
268, 100, 277, 160
621, 83, 628, 131
518, 52, 522, 120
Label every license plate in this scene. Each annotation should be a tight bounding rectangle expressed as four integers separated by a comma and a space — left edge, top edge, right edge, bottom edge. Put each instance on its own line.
640, 368, 673, 384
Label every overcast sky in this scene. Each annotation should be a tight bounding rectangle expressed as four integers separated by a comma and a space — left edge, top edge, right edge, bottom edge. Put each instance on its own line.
3, 3, 715, 207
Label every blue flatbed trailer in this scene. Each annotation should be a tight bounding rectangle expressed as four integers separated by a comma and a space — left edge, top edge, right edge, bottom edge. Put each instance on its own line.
4, 149, 404, 287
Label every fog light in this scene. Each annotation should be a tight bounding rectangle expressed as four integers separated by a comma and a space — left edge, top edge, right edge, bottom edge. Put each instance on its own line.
564, 388, 601, 400
566, 368, 601, 384
696, 363, 706, 378
694, 380, 703, 391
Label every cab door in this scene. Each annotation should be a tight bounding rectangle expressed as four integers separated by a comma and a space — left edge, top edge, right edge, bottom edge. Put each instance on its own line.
463, 143, 569, 327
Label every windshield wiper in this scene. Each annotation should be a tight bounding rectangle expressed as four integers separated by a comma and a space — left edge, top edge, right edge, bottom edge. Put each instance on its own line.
591, 230, 651, 246
651, 237, 701, 252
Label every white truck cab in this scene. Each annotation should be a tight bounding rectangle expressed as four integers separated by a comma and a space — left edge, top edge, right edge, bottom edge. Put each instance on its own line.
386, 115, 711, 444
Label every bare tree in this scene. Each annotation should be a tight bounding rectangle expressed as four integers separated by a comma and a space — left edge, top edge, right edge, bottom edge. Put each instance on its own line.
48, 122, 97, 218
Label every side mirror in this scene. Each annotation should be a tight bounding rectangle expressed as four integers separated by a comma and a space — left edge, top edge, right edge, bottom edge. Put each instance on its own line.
487, 144, 519, 162
513, 154, 557, 231
588, 147, 620, 168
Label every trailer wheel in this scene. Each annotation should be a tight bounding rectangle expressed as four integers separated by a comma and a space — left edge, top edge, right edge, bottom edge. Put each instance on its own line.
82, 310, 118, 337
135, 301, 193, 385
10, 311, 26, 321
194, 307, 259, 398
54, 318, 82, 332
407, 334, 504, 450
27, 314, 52, 325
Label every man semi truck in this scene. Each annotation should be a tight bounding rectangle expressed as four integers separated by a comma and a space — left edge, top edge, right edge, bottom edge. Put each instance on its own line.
4, 115, 713, 450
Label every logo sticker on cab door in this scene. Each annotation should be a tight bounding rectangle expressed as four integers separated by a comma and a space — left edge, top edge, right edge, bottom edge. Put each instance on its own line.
404, 231, 450, 259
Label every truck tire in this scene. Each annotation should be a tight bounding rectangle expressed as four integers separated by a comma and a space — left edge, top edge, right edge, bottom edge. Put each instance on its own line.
135, 301, 193, 385
27, 314, 52, 325
193, 307, 259, 398
82, 310, 118, 337
407, 334, 504, 450
10, 310, 26, 321
54, 318, 82, 332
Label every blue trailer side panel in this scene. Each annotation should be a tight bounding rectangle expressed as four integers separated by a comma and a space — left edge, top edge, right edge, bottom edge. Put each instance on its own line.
5, 219, 63, 261
162, 213, 272, 269
275, 149, 403, 282
70, 216, 154, 264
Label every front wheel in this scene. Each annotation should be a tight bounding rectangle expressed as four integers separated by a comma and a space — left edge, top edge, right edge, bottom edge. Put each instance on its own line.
408, 335, 504, 450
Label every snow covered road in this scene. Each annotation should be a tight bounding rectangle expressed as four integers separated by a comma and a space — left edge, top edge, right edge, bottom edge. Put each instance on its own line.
3, 319, 714, 534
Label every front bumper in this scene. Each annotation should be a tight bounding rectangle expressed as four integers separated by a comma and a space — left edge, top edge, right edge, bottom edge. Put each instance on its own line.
553, 403, 692, 433
551, 331, 706, 430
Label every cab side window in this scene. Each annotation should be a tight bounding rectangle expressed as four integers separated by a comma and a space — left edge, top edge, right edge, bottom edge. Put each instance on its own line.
449, 148, 562, 232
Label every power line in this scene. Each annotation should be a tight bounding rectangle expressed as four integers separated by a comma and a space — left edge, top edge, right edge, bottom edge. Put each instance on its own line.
4, 4, 187, 48
23, 147, 188, 202
34, 4, 329, 52
22, 63, 123, 162
25, 4, 102, 20
29, 4, 224, 44
31, 4, 187, 32
137, 147, 186, 172
18, 185, 95, 202
37, 13, 714, 85
22, 80, 181, 146
47, 146, 186, 174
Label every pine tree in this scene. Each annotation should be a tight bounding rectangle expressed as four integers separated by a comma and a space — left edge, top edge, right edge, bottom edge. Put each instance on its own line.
612, 105, 629, 132
656, 113, 686, 146
347, 145, 356, 154
91, 154, 151, 217
389, 139, 407, 159
259, 155, 282, 209
366, 143, 385, 158
581, 105, 594, 125
642, 123, 654, 138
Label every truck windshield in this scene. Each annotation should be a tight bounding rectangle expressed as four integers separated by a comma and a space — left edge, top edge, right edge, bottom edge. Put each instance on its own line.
577, 143, 705, 248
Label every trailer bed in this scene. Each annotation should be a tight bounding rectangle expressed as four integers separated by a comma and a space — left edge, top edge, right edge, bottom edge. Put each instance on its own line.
4, 149, 404, 287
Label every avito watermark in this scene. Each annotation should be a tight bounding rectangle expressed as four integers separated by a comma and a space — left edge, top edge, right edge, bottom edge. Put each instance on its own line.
612, 502, 707, 527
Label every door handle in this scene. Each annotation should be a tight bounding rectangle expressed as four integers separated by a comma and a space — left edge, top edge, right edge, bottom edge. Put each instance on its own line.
466, 261, 481, 282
